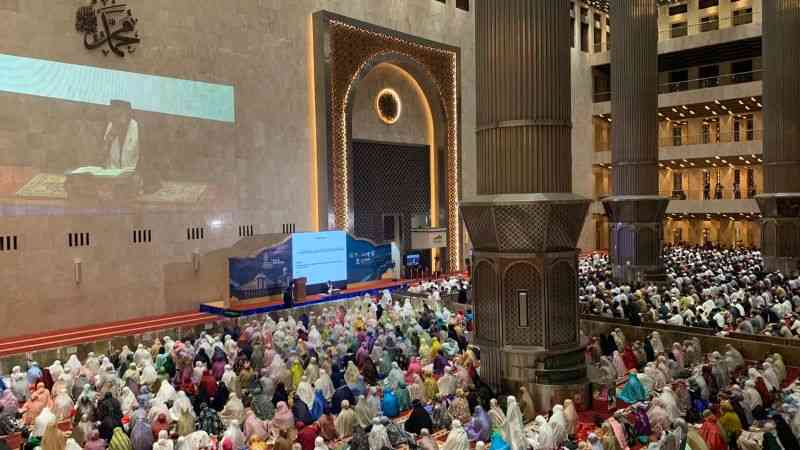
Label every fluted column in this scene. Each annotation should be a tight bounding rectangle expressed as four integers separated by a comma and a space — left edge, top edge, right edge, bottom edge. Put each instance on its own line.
602, 0, 669, 283
476, 0, 572, 194
757, 0, 800, 273
463, 0, 590, 412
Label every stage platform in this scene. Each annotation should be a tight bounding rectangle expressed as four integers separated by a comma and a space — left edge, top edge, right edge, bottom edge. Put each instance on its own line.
200, 278, 411, 317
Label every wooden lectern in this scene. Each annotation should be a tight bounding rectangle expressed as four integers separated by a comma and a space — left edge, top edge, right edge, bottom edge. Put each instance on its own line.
294, 277, 307, 302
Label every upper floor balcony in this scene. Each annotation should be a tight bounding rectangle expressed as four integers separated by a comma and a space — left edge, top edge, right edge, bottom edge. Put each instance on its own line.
593, 69, 762, 104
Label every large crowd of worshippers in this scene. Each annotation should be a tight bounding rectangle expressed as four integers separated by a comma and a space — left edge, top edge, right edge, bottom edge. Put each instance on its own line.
2, 277, 800, 450
585, 327, 800, 450
579, 246, 800, 339
0, 290, 497, 450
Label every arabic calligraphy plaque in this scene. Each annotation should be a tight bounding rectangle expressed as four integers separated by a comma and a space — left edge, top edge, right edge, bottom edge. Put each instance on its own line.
75, 0, 140, 57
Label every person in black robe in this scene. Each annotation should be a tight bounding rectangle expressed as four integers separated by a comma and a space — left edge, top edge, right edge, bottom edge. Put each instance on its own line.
330, 361, 345, 389
292, 395, 314, 426
299, 312, 310, 330
773, 415, 800, 450
472, 376, 495, 411
360, 358, 378, 385
404, 400, 434, 435
330, 385, 355, 415
211, 382, 229, 411
96, 392, 123, 425
643, 338, 655, 362
458, 285, 468, 304
272, 382, 289, 407
729, 397, 751, 430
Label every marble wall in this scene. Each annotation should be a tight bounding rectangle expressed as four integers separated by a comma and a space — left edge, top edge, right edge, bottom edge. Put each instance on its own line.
351, 63, 433, 147
0, 0, 474, 338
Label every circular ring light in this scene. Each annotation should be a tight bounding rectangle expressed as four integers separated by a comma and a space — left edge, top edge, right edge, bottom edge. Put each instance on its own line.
375, 88, 402, 124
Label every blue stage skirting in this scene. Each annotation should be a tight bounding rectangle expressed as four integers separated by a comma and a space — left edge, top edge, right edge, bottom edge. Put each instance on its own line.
199, 282, 411, 318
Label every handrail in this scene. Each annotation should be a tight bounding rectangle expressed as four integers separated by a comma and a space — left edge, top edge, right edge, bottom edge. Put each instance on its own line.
659, 188, 759, 201
595, 129, 763, 152
658, 10, 760, 40
590, 11, 760, 54
594, 70, 763, 102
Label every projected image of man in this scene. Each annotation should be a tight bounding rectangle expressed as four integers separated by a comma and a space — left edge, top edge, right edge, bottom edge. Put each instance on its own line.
104, 100, 139, 171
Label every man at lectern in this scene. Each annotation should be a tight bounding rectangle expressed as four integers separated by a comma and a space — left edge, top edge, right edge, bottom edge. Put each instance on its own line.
283, 280, 294, 308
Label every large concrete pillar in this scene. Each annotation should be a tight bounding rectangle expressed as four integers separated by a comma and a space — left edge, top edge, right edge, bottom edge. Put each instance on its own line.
602, 0, 669, 284
757, 0, 800, 274
462, 0, 591, 412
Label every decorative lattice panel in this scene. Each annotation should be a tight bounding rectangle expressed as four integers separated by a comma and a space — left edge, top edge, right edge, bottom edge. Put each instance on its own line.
461, 206, 497, 250
493, 204, 548, 251
547, 203, 589, 250
351, 141, 430, 245
473, 260, 499, 343
322, 14, 460, 270
547, 261, 578, 347
503, 262, 543, 346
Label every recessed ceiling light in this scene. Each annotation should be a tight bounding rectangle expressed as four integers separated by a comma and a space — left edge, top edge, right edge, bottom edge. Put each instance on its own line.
671, 160, 676, 164
682, 105, 688, 110
658, 112, 664, 117
712, 163, 717, 167
689, 110, 695, 115
757, 102, 762, 107
672, 107, 678, 113
750, 97, 757, 102
714, 99, 721, 104
705, 105, 711, 110
690, 162, 696, 166
721, 159, 728, 163
738, 100, 744, 105
721, 105, 728, 110
739, 156, 744, 160
728, 110, 734, 115
705, 159, 711, 163
712, 111, 718, 116
679, 113, 685, 117
716, 156, 721, 159
745, 106, 751, 110
745, 160, 751, 164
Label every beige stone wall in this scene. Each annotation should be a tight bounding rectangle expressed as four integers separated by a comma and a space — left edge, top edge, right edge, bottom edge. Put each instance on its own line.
0, 0, 474, 338
351, 64, 432, 146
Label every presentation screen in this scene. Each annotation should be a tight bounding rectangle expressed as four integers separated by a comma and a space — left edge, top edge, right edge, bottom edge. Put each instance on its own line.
291, 231, 348, 285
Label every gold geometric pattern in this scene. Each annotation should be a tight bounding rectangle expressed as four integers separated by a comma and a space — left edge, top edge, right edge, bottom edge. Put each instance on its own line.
324, 15, 461, 271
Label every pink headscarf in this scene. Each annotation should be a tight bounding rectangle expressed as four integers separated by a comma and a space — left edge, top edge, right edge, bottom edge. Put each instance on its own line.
244, 410, 269, 440
271, 401, 295, 431
0, 389, 18, 414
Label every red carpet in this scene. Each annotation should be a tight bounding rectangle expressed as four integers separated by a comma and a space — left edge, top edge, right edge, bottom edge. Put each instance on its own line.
0, 311, 215, 357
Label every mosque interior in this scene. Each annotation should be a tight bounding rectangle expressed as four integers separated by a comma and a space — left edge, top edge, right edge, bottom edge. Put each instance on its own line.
2, 1, 800, 450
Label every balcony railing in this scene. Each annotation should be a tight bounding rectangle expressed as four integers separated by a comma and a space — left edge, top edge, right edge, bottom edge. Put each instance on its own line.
660, 70, 762, 94
661, 188, 759, 201
595, 188, 759, 201
593, 70, 763, 102
660, 129, 763, 147
594, 129, 762, 152
657, 11, 760, 41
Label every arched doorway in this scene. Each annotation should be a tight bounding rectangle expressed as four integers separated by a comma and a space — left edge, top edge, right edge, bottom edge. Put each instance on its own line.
311, 11, 461, 271
347, 61, 447, 271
